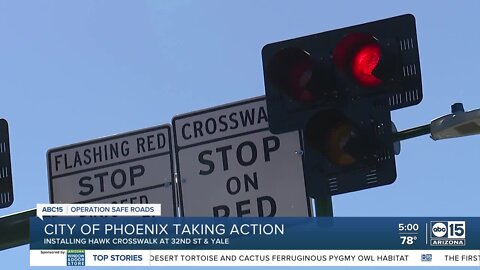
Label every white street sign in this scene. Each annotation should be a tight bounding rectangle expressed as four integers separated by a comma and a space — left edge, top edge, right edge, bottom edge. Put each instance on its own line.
47, 125, 176, 216
173, 97, 311, 217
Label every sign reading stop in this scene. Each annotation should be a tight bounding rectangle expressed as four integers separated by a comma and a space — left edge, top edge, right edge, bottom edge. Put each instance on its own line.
173, 97, 311, 217
47, 125, 176, 216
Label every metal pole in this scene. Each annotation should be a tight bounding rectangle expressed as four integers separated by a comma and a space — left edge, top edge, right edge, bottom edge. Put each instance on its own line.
0, 208, 36, 250
314, 197, 333, 217
393, 123, 431, 142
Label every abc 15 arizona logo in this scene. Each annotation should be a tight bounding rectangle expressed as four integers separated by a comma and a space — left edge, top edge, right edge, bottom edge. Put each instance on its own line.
430, 221, 466, 246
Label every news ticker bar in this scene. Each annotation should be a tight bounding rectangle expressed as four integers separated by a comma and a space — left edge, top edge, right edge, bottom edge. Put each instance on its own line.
30, 250, 480, 267
30, 217, 480, 250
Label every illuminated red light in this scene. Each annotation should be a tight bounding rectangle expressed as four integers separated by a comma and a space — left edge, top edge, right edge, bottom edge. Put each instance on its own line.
333, 33, 383, 87
351, 43, 382, 87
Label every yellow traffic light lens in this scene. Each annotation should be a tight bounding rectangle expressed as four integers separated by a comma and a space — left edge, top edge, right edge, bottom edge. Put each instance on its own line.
325, 122, 357, 166
305, 110, 359, 167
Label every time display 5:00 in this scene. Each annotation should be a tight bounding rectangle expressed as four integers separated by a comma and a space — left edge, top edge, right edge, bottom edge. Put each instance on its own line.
398, 223, 419, 232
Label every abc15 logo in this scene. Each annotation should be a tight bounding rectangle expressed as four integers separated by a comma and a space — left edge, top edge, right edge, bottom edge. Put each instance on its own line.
430, 221, 466, 239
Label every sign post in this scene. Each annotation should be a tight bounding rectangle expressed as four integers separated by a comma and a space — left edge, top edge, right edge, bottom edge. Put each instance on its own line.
173, 97, 311, 217
47, 125, 176, 216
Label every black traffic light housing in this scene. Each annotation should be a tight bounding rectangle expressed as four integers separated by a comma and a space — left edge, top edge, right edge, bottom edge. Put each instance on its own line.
262, 14, 422, 134
261, 14, 422, 197
0, 119, 13, 208
302, 99, 397, 197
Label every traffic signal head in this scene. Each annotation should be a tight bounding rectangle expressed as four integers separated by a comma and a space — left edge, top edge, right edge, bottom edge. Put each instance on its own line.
0, 119, 13, 209
261, 14, 422, 197
302, 100, 397, 197
262, 14, 422, 134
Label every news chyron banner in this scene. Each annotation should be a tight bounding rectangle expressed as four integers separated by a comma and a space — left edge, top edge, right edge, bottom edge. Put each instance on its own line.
30, 211, 480, 267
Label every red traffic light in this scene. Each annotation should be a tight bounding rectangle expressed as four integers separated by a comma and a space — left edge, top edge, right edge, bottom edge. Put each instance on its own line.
266, 48, 316, 104
351, 43, 382, 87
333, 32, 383, 87
262, 14, 418, 196
262, 14, 422, 135
265, 47, 337, 105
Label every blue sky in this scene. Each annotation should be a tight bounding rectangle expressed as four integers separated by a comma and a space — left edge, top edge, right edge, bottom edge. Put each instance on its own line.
1, 0, 479, 269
